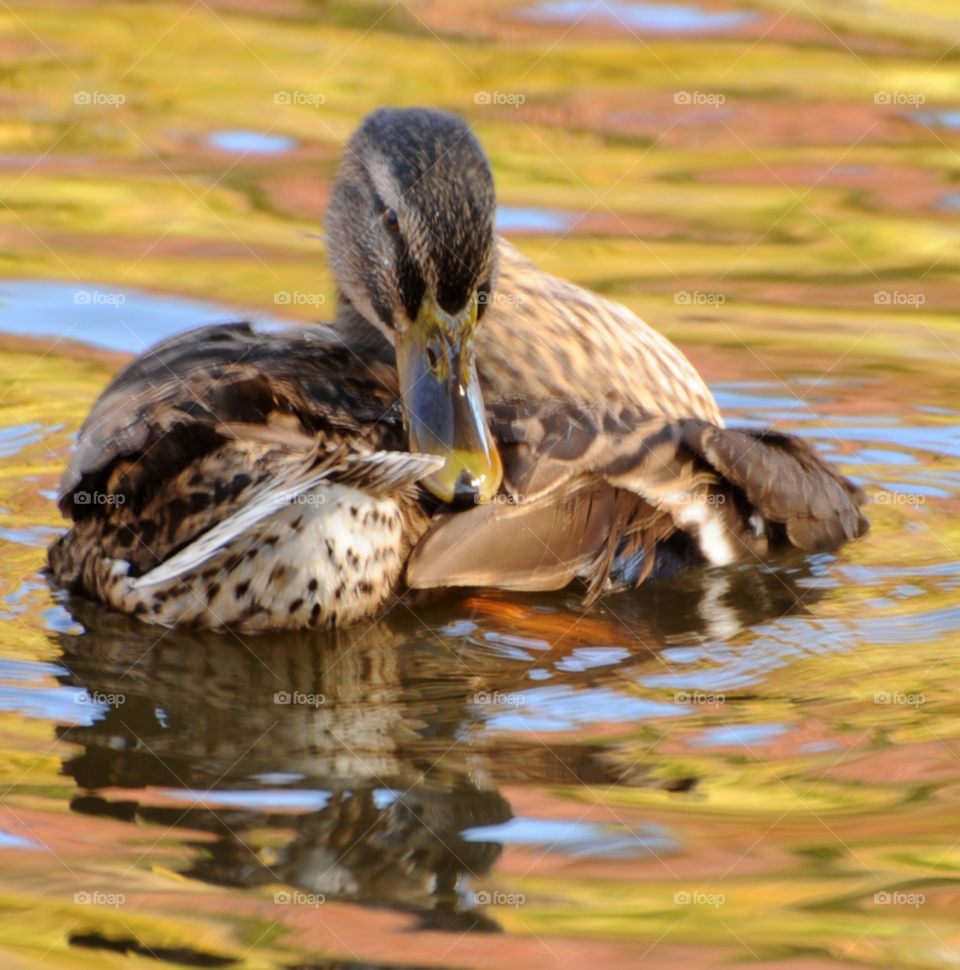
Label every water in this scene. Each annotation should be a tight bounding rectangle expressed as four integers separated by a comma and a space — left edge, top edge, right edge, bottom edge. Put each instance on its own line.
2, 336, 958, 967
913, 111, 960, 130
495, 205, 578, 234
205, 130, 299, 154
518, 1, 760, 32
4, 1, 960, 965
0, 280, 291, 353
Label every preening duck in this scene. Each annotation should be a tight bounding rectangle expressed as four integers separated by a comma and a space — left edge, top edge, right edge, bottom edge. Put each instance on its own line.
48, 107, 868, 631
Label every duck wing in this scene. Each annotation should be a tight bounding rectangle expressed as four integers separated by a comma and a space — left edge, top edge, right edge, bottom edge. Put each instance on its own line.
406, 401, 867, 601
48, 319, 417, 597
476, 239, 722, 425
57, 319, 401, 521
131, 449, 442, 591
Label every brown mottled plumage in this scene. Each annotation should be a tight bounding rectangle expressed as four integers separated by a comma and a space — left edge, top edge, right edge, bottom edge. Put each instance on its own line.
479, 240, 721, 425
408, 401, 868, 602
48, 107, 867, 631
48, 322, 442, 629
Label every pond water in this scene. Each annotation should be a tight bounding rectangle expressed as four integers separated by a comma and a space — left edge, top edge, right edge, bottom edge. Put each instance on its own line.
3, 0, 960, 966
913, 111, 960, 130
495, 206, 578, 234
0, 281, 289, 353
1, 327, 959, 969
205, 130, 300, 155
517, 1, 760, 32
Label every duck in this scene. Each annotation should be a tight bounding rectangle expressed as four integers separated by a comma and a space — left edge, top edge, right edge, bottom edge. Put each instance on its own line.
47, 106, 868, 631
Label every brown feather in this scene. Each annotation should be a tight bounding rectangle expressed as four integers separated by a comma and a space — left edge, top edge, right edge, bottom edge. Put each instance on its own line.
408, 400, 868, 603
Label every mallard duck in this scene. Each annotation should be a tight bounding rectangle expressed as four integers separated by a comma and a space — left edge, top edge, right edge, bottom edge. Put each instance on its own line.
48, 107, 867, 631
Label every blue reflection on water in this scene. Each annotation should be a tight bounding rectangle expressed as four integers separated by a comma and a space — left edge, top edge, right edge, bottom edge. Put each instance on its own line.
206, 130, 298, 154
0, 280, 289, 353
689, 723, 789, 747
462, 816, 678, 858
158, 789, 331, 811
519, 1, 759, 31
495, 206, 578, 234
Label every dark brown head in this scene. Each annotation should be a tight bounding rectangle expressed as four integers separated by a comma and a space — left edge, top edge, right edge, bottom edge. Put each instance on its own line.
325, 107, 501, 504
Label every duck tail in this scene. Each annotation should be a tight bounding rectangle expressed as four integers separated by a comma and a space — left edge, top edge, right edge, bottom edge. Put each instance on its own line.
677, 419, 869, 551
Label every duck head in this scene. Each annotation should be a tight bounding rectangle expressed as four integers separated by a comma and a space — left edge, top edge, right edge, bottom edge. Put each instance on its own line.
326, 106, 502, 505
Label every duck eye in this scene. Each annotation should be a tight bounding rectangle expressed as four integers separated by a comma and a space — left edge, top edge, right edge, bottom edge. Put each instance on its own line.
383, 208, 400, 234
426, 344, 440, 373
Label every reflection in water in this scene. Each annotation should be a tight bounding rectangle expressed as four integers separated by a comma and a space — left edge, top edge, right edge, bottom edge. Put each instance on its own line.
517, 1, 760, 33
1, 367, 957, 966
205, 130, 299, 154
51, 562, 827, 932
0, 280, 289, 353
495, 206, 577, 234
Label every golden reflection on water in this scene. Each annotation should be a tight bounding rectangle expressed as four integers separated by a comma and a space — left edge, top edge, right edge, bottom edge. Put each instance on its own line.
2, 1, 960, 967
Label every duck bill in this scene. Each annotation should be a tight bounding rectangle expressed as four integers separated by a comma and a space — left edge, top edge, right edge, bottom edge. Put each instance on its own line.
396, 289, 502, 505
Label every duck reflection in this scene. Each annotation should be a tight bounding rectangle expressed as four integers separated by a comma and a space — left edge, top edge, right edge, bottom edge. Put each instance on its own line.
52, 559, 828, 930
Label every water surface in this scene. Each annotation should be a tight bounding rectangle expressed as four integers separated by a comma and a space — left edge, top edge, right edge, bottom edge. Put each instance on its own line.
2, 344, 958, 969
518, 0, 759, 32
